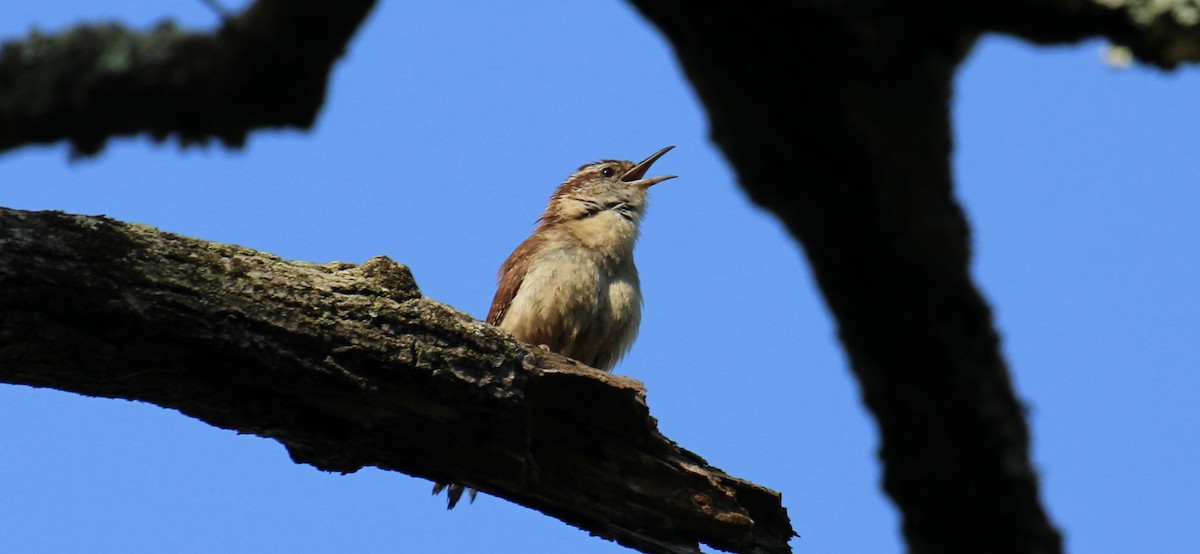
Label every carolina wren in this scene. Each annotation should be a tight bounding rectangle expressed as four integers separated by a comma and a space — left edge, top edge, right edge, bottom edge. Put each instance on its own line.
433, 145, 676, 508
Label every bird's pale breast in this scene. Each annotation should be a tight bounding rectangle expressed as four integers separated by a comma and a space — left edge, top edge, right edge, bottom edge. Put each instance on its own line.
499, 242, 641, 371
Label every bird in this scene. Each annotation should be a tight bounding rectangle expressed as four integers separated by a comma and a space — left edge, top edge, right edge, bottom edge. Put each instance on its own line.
432, 146, 677, 509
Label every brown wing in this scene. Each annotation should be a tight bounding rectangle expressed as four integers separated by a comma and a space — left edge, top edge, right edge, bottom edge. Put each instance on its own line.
486, 234, 542, 326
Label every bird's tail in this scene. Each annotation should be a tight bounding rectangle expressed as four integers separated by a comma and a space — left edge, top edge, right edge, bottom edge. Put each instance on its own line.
431, 482, 478, 509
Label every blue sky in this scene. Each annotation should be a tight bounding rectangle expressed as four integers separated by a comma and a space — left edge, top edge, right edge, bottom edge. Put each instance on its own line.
1, 2, 1197, 553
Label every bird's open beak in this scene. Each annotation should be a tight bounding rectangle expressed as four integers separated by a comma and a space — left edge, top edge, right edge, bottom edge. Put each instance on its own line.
622, 145, 677, 189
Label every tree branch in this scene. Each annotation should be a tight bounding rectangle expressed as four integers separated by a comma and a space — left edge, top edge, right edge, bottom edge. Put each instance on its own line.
0, 0, 376, 158
627, 1, 1061, 553
968, 0, 1200, 68
0, 207, 794, 554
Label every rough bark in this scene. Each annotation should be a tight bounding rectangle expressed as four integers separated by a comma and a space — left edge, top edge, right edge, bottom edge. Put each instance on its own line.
624, 1, 1196, 554
0, 0, 375, 157
0, 207, 794, 554
4, 1, 1199, 553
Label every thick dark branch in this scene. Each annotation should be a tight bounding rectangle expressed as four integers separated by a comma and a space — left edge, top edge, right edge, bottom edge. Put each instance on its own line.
0, 207, 794, 554
628, 1, 1059, 553
966, 0, 1200, 68
0, 0, 375, 157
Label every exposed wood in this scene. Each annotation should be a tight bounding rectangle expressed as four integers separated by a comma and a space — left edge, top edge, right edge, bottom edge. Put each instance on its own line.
0, 207, 795, 554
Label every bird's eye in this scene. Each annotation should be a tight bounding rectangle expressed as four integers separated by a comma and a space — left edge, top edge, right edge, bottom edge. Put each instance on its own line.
601, 167, 615, 178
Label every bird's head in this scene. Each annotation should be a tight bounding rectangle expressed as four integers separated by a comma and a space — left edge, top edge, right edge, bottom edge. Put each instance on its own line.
541, 146, 676, 227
